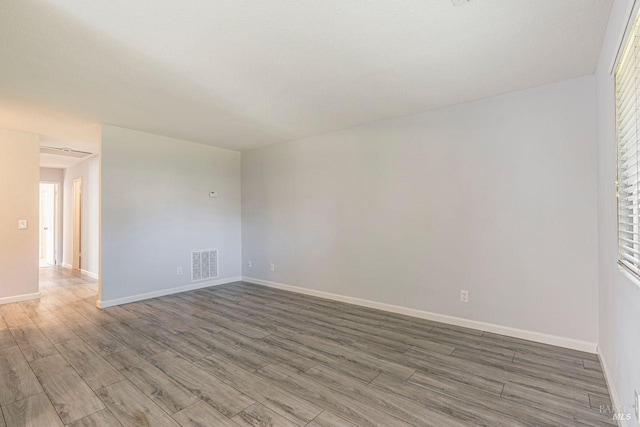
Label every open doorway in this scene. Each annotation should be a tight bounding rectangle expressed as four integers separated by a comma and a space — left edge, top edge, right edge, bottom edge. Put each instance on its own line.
38, 155, 100, 309
39, 182, 58, 267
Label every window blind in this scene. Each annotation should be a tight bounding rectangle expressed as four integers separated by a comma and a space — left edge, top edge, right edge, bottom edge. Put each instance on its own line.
616, 15, 640, 277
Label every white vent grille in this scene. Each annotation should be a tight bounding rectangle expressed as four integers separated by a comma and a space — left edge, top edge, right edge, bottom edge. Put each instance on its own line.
191, 249, 218, 282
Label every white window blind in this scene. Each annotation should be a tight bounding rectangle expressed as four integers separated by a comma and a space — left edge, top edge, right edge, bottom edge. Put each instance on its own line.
616, 14, 640, 277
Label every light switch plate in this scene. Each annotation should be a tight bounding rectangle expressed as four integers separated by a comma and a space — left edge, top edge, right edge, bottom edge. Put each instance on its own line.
18, 220, 27, 230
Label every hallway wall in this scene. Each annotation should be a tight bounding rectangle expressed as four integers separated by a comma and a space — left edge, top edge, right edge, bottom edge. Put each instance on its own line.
0, 128, 40, 302
62, 155, 100, 277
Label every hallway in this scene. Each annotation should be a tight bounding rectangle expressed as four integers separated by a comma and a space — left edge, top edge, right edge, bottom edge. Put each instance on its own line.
38, 267, 98, 306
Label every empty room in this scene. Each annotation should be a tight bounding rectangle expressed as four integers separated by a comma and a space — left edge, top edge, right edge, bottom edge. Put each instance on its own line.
0, 0, 638, 426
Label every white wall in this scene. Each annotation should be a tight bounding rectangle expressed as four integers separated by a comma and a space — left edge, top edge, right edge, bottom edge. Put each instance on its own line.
242, 75, 599, 347
40, 167, 63, 182
100, 125, 241, 304
595, 0, 640, 423
62, 156, 100, 276
0, 128, 40, 302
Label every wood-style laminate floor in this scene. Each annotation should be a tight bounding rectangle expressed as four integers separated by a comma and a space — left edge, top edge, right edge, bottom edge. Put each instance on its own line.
0, 267, 614, 426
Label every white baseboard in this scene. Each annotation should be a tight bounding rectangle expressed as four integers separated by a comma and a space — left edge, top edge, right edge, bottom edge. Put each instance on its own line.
241, 276, 597, 354
62, 264, 98, 280
96, 276, 242, 308
598, 349, 625, 426
80, 269, 99, 280
0, 292, 41, 305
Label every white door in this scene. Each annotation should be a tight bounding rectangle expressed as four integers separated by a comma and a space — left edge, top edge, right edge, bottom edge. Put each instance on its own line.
39, 183, 56, 267
72, 179, 82, 270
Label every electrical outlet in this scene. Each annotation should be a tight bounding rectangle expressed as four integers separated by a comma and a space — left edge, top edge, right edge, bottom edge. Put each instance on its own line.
635, 389, 639, 422
209, 190, 218, 198
270, 263, 275, 272
18, 220, 27, 230
247, 260, 252, 268
460, 290, 469, 303
177, 267, 183, 275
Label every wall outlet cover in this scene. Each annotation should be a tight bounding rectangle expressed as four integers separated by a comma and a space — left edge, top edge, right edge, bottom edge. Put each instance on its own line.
209, 190, 218, 198
247, 260, 252, 268
18, 220, 28, 230
460, 290, 469, 303
270, 263, 275, 272
177, 267, 183, 275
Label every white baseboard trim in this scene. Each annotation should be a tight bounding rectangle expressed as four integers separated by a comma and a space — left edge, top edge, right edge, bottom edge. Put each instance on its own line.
80, 269, 99, 280
241, 276, 597, 354
96, 276, 242, 308
598, 349, 625, 426
0, 292, 41, 305
62, 264, 98, 280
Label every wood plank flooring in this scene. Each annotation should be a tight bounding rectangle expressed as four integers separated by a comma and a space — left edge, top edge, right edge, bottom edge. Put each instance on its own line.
0, 267, 615, 426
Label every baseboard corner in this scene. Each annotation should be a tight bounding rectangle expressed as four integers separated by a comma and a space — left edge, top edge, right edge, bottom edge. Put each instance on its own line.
598, 349, 624, 426
80, 269, 99, 280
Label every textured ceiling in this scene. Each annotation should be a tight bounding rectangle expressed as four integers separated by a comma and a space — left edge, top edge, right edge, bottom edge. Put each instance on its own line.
0, 0, 612, 151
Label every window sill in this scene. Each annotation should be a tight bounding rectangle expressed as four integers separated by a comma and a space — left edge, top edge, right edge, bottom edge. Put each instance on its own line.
616, 262, 640, 291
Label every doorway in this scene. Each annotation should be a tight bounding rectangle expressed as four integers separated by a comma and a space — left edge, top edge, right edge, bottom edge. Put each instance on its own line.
72, 178, 82, 270
39, 183, 58, 267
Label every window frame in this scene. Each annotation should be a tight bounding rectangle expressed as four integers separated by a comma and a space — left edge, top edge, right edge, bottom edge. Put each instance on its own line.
616, 11, 640, 279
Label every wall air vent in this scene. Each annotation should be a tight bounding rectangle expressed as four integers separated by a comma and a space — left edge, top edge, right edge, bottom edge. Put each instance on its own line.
40, 146, 92, 158
191, 249, 218, 282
